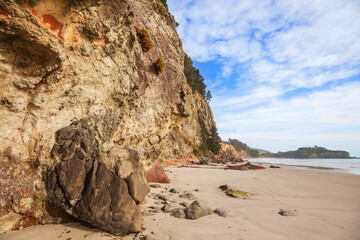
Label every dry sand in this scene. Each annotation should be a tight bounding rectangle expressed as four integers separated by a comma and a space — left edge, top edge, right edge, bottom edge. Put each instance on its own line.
1, 165, 359, 240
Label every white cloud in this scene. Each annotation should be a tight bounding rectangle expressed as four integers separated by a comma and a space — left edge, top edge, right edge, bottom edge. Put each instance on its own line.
214, 82, 360, 156
168, 0, 360, 155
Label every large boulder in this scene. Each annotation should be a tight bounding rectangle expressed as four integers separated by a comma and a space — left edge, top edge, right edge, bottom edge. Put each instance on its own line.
46, 113, 149, 235
146, 160, 171, 183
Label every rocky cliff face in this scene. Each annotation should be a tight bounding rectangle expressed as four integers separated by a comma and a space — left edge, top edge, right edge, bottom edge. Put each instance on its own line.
0, 0, 215, 234
221, 142, 251, 159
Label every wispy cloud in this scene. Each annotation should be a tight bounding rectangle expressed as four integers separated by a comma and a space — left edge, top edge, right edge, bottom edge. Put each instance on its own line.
168, 0, 360, 156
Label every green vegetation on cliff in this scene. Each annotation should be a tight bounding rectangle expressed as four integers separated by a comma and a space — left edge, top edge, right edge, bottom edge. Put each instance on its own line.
228, 138, 259, 157
184, 53, 212, 101
193, 125, 222, 156
260, 146, 351, 159
160, 0, 169, 11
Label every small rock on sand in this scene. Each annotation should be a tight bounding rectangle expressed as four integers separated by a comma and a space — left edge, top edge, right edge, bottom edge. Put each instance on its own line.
214, 208, 228, 217
179, 193, 196, 200
150, 184, 161, 188
158, 195, 173, 202
219, 185, 231, 191
278, 209, 295, 216
185, 200, 212, 219
161, 204, 171, 213
170, 188, 182, 193
270, 165, 281, 168
225, 189, 251, 198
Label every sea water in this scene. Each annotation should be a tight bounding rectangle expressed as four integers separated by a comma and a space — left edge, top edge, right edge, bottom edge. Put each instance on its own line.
247, 158, 360, 175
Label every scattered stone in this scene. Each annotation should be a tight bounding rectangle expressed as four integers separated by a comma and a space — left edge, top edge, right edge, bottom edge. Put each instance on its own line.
194, 189, 199, 192
179, 193, 196, 200
154, 201, 161, 205
225, 189, 251, 198
279, 209, 295, 216
146, 160, 171, 183
161, 204, 170, 213
270, 165, 281, 168
180, 202, 190, 208
214, 208, 228, 217
225, 162, 265, 171
185, 200, 212, 219
158, 195, 173, 202
143, 235, 155, 240
149, 209, 161, 213
219, 185, 231, 191
150, 184, 162, 188
170, 188, 181, 193
148, 206, 159, 210
172, 209, 186, 219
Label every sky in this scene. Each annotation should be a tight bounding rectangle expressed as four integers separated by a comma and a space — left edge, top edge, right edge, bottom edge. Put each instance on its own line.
167, 0, 360, 157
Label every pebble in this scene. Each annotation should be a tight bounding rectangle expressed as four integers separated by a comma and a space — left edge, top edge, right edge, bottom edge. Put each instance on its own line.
179, 193, 196, 200
214, 208, 228, 217
169, 188, 181, 193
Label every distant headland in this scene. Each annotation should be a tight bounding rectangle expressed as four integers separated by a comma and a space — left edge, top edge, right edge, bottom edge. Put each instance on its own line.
225, 139, 353, 159
258, 146, 352, 159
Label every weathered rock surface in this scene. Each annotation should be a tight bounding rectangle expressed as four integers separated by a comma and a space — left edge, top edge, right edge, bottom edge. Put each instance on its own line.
146, 160, 171, 183
219, 185, 251, 198
184, 200, 212, 220
220, 142, 250, 159
45, 114, 149, 235
0, 0, 216, 233
172, 209, 186, 219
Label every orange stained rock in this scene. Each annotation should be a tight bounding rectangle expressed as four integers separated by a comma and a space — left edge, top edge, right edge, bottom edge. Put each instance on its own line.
41, 14, 64, 41
0, 14, 10, 19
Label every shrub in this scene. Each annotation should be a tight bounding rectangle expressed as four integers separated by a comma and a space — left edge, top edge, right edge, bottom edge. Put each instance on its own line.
160, 0, 169, 11
154, 57, 165, 75
135, 26, 153, 52
207, 125, 222, 154
183, 136, 193, 147
193, 146, 204, 157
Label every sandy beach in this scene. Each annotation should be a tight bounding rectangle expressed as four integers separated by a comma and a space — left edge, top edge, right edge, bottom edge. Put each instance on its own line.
1, 165, 360, 240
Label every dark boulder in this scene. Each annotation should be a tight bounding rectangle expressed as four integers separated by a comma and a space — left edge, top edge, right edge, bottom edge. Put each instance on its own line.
45, 114, 149, 236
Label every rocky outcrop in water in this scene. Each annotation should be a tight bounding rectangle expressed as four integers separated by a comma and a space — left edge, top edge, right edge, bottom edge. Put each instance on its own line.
0, 0, 215, 234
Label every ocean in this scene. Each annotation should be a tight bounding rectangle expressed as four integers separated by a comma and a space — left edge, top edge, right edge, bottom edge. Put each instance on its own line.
247, 158, 360, 175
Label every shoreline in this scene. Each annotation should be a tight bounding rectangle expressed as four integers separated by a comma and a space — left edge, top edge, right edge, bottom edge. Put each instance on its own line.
1, 165, 360, 240
248, 158, 360, 175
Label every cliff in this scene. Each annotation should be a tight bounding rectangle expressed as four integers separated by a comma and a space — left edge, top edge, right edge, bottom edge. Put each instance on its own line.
220, 142, 250, 159
0, 0, 215, 234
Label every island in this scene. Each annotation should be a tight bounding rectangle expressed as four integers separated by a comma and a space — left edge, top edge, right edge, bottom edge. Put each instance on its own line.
259, 146, 352, 159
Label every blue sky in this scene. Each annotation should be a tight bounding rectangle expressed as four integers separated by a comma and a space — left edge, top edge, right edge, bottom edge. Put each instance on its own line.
168, 0, 360, 157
